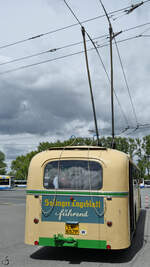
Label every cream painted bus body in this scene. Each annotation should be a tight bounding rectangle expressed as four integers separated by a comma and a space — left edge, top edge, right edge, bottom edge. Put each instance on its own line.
25, 147, 140, 250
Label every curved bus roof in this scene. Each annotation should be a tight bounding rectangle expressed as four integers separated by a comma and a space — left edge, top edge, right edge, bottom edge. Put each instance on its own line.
27, 146, 131, 192
28, 146, 129, 167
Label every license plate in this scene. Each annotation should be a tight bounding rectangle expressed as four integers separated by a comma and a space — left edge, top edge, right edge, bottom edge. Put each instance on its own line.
65, 223, 79, 235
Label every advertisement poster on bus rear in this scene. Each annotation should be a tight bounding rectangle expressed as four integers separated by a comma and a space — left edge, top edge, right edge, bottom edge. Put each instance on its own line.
42, 195, 104, 223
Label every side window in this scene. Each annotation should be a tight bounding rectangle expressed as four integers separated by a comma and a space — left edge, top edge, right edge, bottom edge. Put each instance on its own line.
43, 160, 102, 190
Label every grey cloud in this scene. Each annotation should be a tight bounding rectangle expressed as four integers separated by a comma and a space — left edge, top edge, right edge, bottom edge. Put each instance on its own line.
4, 145, 25, 160
0, 69, 135, 138
0, 77, 95, 135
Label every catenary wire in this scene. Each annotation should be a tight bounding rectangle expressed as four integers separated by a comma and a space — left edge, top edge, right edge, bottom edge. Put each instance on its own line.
0, 6, 129, 50
112, 0, 150, 20
0, 33, 108, 67
0, 33, 146, 75
114, 37, 139, 126
0, 0, 150, 51
0, 21, 150, 67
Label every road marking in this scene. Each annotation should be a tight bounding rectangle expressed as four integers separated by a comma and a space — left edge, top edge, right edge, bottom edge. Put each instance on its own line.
0, 202, 13, 205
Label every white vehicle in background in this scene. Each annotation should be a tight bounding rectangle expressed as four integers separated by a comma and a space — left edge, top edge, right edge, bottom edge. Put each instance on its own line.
144, 180, 150, 188
139, 179, 150, 188
15, 180, 27, 188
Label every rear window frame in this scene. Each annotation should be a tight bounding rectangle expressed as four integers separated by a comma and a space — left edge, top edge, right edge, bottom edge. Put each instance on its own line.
43, 159, 103, 191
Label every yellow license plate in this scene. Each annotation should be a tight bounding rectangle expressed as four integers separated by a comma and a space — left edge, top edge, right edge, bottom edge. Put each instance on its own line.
65, 223, 79, 235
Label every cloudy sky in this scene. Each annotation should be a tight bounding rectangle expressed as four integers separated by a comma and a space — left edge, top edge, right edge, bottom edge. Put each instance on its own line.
0, 0, 150, 169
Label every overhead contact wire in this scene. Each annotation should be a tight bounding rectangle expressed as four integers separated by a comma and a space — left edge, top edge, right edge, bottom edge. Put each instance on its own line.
114, 38, 139, 126
1, 1, 150, 50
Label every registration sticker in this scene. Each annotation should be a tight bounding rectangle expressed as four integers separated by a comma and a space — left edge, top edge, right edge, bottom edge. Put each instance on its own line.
80, 229, 87, 235
65, 223, 79, 235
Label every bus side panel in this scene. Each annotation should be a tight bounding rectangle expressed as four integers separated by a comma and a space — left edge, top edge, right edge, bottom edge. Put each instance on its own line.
25, 195, 40, 245
105, 197, 130, 249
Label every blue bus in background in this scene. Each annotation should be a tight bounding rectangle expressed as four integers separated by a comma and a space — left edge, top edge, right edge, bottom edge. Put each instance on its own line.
0, 175, 15, 190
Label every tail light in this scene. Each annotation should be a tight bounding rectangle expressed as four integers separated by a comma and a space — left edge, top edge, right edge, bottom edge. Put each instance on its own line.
33, 218, 39, 224
107, 221, 112, 227
34, 241, 39, 245
106, 244, 111, 250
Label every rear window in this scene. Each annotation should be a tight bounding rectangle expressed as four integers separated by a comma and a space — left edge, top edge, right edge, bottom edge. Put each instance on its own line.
43, 160, 102, 190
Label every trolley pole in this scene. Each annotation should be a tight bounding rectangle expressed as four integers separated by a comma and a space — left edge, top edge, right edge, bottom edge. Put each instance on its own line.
109, 25, 115, 148
99, 0, 115, 148
81, 26, 100, 146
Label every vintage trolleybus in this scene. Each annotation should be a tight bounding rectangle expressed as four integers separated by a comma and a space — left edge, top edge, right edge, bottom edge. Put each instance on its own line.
25, 146, 141, 250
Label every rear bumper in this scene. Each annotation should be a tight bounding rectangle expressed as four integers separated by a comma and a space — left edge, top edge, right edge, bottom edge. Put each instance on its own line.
39, 235, 107, 249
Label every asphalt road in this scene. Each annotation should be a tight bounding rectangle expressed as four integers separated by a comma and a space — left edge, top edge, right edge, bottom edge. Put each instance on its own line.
0, 189, 26, 205
0, 188, 150, 267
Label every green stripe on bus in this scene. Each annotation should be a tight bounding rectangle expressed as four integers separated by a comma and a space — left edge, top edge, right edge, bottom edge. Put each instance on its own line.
26, 190, 128, 196
39, 237, 107, 249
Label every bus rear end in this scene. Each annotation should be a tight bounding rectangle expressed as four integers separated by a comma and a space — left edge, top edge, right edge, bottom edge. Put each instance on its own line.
25, 148, 130, 250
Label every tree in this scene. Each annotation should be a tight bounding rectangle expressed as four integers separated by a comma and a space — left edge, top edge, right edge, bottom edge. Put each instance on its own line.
115, 137, 129, 154
10, 151, 37, 180
137, 157, 147, 179
37, 138, 94, 152
0, 151, 7, 174
141, 136, 150, 179
10, 135, 150, 181
127, 138, 137, 159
